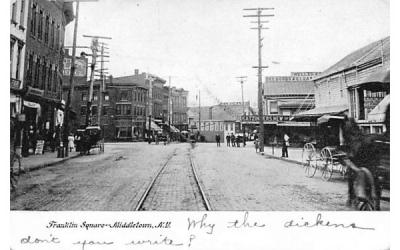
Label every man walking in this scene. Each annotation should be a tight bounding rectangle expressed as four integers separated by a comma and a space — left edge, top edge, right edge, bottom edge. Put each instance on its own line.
215, 134, 221, 147
226, 134, 230, 147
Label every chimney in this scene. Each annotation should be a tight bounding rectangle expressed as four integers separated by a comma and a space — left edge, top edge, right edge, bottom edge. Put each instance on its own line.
135, 69, 139, 75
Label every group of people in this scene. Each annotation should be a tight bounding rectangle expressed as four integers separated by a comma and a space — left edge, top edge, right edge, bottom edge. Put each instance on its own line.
254, 133, 290, 157
225, 133, 244, 147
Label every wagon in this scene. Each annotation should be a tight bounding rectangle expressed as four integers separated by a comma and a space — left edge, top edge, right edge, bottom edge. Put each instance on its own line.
302, 143, 347, 181
80, 126, 104, 154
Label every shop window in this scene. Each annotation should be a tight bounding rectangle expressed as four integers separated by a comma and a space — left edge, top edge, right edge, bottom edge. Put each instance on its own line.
269, 101, 278, 114
120, 90, 129, 101
116, 127, 132, 138
80, 106, 86, 115
373, 126, 383, 134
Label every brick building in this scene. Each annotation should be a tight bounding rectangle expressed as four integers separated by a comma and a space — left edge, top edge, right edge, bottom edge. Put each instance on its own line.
20, 0, 73, 156
170, 87, 189, 131
295, 37, 390, 146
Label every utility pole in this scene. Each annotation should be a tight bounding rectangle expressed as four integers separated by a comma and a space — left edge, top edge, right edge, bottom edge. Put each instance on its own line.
243, 7, 274, 154
147, 76, 155, 140
236, 76, 247, 146
97, 42, 111, 126
62, 0, 98, 157
82, 35, 111, 128
168, 76, 172, 128
198, 90, 201, 133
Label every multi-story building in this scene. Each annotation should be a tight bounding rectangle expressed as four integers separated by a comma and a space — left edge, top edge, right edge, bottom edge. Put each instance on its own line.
10, 0, 29, 122
245, 72, 320, 144
171, 87, 188, 131
295, 36, 390, 146
20, 0, 73, 156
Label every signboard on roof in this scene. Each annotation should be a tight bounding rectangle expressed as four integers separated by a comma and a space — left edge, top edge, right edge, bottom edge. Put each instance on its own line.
63, 58, 87, 77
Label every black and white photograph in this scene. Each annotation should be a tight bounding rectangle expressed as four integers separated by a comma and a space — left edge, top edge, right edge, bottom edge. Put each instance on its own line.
6, 0, 394, 248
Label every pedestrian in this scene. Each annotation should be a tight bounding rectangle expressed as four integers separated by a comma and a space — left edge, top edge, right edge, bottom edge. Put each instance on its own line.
282, 133, 289, 158
68, 134, 75, 152
254, 138, 259, 153
231, 133, 236, 147
226, 134, 230, 147
155, 134, 159, 145
215, 134, 221, 147
236, 136, 240, 148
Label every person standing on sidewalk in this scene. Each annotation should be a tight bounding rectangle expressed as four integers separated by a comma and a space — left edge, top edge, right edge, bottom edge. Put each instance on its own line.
231, 133, 236, 147
68, 134, 75, 152
254, 138, 259, 153
226, 134, 230, 147
282, 133, 290, 158
215, 134, 221, 147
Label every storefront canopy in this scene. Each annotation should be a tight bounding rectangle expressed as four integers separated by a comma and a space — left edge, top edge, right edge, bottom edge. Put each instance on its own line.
170, 125, 180, 133
317, 115, 344, 125
151, 121, 162, 131
292, 105, 348, 118
368, 94, 390, 123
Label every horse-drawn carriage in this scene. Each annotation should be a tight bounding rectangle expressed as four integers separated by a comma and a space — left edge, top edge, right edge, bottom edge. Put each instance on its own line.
301, 121, 390, 211
76, 126, 104, 155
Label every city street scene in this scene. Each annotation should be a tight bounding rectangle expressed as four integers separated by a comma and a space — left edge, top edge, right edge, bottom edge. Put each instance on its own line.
10, 0, 390, 211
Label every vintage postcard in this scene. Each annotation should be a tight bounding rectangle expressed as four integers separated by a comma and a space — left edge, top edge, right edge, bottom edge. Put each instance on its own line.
7, 0, 392, 249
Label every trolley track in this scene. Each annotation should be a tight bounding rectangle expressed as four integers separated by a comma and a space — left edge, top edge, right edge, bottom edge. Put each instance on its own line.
134, 146, 211, 211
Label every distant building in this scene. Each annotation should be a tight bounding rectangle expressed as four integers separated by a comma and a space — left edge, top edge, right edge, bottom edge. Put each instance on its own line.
171, 87, 189, 131
188, 102, 255, 142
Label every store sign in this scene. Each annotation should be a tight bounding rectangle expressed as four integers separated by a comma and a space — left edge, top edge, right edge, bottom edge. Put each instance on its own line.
10, 78, 22, 90
63, 58, 87, 77
26, 87, 44, 98
241, 115, 291, 122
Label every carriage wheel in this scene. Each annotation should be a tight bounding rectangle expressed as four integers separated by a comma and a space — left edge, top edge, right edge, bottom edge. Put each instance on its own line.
320, 147, 334, 181
303, 143, 317, 178
358, 200, 375, 211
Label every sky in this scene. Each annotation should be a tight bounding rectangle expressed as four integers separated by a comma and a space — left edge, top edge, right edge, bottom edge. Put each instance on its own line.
65, 0, 390, 107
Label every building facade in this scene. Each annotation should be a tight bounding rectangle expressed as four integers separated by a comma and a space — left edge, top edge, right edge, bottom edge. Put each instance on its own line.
20, 0, 73, 156
171, 87, 188, 131
10, 0, 29, 123
296, 37, 390, 146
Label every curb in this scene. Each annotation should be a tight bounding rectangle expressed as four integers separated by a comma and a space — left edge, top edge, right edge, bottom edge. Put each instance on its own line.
262, 153, 303, 166
25, 154, 81, 172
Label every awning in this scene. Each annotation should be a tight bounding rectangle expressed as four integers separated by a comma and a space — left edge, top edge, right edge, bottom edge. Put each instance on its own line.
363, 68, 390, 84
151, 121, 162, 131
170, 125, 180, 133
24, 100, 41, 109
293, 105, 348, 118
367, 94, 390, 122
317, 115, 344, 125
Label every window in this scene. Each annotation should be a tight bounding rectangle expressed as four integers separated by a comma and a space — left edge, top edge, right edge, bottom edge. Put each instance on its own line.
44, 15, 49, 44
102, 106, 108, 115
41, 61, 46, 89
34, 58, 40, 88
15, 45, 23, 80
116, 104, 131, 115
50, 20, 54, 48
93, 93, 98, 101
59, 25, 64, 49
11, 2, 17, 23
82, 93, 87, 101
47, 65, 52, 91
30, 3, 36, 35
104, 94, 109, 101
53, 66, 58, 92
80, 106, 86, 115
269, 101, 278, 114
38, 10, 43, 39
20, 0, 25, 25
55, 24, 60, 49
373, 126, 383, 134
91, 106, 97, 116
120, 90, 128, 101
27, 53, 33, 85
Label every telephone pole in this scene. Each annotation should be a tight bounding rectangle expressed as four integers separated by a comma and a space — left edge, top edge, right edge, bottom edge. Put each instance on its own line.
243, 7, 274, 154
236, 76, 247, 146
82, 35, 111, 128
62, 0, 98, 157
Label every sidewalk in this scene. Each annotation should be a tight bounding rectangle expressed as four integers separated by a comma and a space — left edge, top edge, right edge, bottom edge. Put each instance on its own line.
262, 145, 304, 165
20, 151, 80, 172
